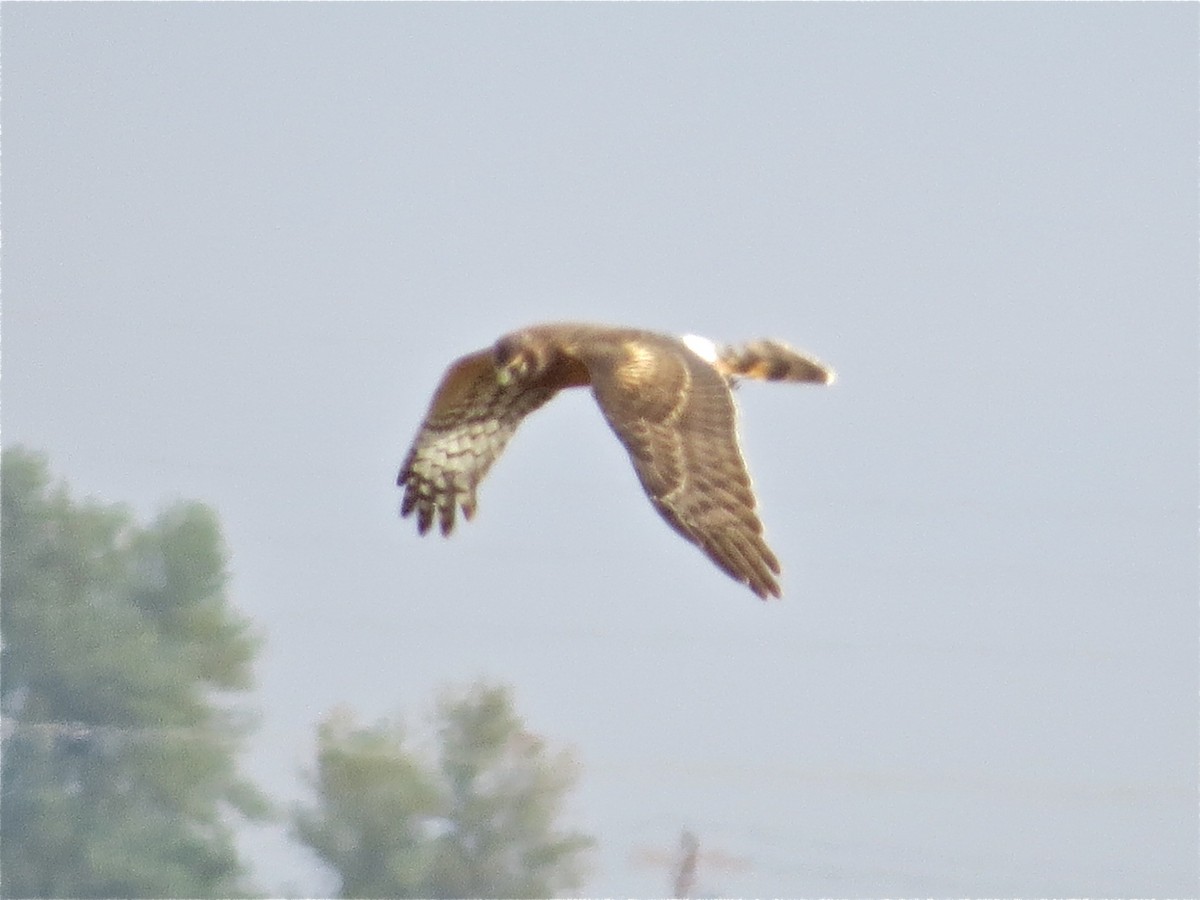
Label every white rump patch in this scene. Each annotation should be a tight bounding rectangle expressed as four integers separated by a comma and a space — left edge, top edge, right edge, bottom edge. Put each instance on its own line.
680, 333, 720, 365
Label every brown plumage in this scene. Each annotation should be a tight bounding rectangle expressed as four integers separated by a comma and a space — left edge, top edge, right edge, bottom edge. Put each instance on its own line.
397, 323, 834, 599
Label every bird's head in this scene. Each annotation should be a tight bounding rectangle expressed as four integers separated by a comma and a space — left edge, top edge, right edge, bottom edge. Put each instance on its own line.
492, 332, 546, 388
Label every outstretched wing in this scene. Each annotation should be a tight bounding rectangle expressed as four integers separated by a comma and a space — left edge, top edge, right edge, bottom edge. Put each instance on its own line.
398, 350, 557, 535
585, 336, 782, 599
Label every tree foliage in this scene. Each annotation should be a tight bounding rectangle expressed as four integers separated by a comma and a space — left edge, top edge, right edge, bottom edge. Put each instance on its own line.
293, 685, 593, 898
1, 447, 267, 899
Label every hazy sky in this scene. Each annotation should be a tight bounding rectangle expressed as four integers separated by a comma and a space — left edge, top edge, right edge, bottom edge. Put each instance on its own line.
4, 3, 1197, 896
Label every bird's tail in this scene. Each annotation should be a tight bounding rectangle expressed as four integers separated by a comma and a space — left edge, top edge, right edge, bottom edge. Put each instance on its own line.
714, 340, 836, 385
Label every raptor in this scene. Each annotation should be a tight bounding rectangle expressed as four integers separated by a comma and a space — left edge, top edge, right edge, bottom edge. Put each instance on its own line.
397, 323, 834, 599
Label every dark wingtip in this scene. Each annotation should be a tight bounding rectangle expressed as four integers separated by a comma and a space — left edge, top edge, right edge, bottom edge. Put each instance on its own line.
415, 503, 434, 535
437, 502, 455, 536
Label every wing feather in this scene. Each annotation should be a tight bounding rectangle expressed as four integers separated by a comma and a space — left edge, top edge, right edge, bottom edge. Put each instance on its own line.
585, 336, 783, 599
397, 350, 557, 535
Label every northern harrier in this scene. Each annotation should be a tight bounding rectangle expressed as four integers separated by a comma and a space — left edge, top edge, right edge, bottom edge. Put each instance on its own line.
397, 323, 834, 599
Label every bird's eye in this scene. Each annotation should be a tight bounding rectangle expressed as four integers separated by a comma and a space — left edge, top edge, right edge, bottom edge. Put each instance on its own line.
493, 338, 516, 367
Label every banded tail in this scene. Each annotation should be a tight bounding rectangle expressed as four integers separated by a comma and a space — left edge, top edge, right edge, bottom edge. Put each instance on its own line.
682, 335, 836, 385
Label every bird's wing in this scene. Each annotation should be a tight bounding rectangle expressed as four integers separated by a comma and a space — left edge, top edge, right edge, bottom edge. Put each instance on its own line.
398, 350, 558, 535
584, 335, 782, 598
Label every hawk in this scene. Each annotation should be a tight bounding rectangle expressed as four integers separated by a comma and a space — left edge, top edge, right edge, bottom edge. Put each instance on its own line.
397, 323, 834, 599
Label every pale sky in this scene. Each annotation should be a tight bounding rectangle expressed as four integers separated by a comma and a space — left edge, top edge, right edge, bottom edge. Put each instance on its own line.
4, 4, 1197, 896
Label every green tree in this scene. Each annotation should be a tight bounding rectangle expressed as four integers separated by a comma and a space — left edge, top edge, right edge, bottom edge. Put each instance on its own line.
1, 447, 267, 899
293, 685, 593, 899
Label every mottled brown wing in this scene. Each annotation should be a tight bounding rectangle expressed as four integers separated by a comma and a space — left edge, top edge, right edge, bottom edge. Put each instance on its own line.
397, 350, 558, 535
584, 337, 782, 599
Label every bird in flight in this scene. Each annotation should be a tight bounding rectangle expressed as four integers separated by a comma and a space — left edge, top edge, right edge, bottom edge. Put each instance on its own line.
397, 323, 834, 599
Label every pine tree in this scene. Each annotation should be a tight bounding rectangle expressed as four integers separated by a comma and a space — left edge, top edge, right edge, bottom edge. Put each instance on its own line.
1, 447, 268, 899
293, 684, 592, 898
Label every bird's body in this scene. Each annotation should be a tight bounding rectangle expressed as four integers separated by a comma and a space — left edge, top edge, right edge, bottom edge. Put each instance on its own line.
397, 322, 833, 599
